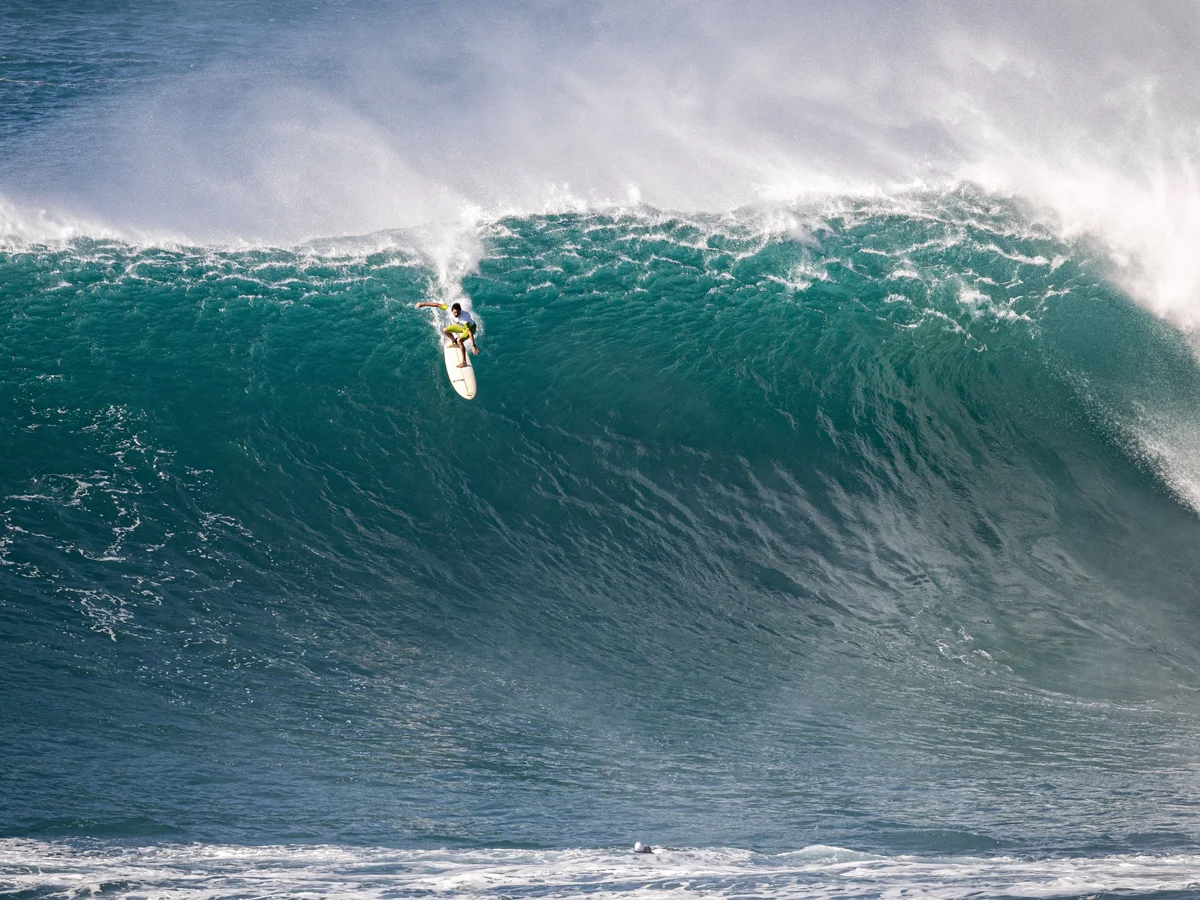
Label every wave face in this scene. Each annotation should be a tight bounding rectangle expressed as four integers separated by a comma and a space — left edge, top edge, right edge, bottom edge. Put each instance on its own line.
5, 192, 1200, 865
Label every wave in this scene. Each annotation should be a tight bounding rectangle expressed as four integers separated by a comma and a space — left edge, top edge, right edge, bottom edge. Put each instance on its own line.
4, 191, 1200, 855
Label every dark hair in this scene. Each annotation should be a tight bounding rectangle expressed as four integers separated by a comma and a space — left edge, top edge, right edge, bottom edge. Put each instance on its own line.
451, 302, 462, 312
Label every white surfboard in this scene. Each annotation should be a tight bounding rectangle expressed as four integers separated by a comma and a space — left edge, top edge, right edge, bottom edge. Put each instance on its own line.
443, 338, 477, 399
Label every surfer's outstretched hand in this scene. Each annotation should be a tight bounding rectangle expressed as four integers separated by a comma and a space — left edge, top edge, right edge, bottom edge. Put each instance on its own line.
472, 345, 480, 355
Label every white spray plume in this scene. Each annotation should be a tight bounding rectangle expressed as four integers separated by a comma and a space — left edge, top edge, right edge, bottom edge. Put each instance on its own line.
7, 0, 1200, 322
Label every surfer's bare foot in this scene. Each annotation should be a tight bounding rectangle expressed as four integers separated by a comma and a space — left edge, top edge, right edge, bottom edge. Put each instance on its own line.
456, 362, 467, 368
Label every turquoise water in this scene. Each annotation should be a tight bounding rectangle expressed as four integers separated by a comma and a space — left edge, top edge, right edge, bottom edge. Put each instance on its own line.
5, 3, 1200, 899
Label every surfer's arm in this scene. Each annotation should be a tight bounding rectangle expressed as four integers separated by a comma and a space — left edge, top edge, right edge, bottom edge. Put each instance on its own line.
414, 301, 447, 310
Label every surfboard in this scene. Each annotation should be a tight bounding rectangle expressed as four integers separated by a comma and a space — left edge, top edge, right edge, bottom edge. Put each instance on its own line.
443, 338, 477, 399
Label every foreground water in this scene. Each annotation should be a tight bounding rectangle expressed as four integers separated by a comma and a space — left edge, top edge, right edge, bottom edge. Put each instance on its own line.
5, 842, 1200, 900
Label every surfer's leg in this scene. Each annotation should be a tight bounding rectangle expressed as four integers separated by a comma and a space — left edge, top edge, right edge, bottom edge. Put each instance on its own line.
445, 325, 469, 366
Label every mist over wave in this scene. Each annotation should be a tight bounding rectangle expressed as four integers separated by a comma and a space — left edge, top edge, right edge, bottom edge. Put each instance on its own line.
4, 1, 1200, 323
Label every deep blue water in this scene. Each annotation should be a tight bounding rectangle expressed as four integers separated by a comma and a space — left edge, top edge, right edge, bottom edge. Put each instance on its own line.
4, 3, 1200, 899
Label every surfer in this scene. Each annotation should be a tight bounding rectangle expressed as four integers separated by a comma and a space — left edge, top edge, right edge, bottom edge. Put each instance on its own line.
415, 300, 479, 368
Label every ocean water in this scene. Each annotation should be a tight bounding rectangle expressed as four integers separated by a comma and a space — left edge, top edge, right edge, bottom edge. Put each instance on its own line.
5, 3, 1200, 899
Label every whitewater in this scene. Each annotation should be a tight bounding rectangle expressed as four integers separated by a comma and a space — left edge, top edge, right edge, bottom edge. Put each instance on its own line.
5, 3, 1200, 899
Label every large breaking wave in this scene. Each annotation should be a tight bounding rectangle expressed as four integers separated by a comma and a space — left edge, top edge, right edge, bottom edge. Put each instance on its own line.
7, 3, 1200, 897
4, 193, 1200, 866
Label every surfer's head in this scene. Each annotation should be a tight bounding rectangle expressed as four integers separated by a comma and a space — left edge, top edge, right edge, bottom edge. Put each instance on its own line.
451, 303, 462, 314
